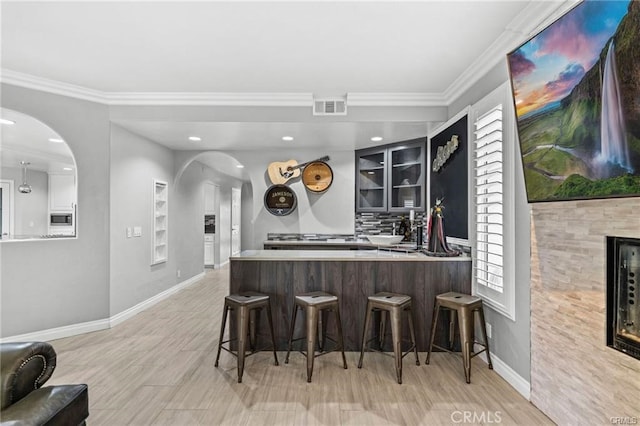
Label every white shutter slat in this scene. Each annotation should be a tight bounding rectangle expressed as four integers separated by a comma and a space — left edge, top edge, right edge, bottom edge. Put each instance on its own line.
474, 104, 505, 294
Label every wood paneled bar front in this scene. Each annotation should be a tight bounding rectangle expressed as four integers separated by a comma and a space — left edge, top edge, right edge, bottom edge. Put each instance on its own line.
229, 250, 471, 351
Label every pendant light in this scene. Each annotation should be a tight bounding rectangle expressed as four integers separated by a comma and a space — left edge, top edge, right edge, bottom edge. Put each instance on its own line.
18, 161, 32, 194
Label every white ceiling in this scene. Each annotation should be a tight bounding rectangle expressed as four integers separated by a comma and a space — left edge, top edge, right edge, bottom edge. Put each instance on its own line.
0, 1, 570, 174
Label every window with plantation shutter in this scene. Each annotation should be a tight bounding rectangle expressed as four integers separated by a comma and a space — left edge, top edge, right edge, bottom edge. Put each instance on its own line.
471, 82, 515, 320
474, 105, 504, 293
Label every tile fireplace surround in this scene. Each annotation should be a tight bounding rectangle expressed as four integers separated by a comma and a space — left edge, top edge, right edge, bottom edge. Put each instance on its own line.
530, 197, 640, 424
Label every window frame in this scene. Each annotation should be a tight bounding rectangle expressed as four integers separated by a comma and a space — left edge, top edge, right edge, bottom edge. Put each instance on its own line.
470, 82, 516, 321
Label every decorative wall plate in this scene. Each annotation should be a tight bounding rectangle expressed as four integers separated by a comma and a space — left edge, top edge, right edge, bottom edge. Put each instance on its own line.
264, 184, 297, 216
302, 161, 333, 193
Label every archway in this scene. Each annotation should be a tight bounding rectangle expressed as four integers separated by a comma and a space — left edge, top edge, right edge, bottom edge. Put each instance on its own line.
0, 108, 78, 240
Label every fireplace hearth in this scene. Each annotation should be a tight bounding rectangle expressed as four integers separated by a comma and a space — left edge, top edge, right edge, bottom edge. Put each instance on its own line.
607, 237, 640, 361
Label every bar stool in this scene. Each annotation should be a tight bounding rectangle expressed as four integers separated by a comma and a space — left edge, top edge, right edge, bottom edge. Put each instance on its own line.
358, 292, 420, 384
425, 291, 493, 383
214, 292, 279, 383
285, 291, 347, 382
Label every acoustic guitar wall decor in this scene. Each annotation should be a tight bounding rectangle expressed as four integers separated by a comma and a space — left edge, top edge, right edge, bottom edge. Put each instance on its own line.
267, 156, 330, 185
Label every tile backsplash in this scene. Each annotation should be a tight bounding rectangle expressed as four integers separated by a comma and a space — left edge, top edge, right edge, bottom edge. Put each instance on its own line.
355, 211, 426, 240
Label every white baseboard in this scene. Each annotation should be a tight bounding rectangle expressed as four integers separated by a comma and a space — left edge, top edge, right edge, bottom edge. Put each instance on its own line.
475, 344, 531, 400
0, 318, 111, 343
0, 272, 205, 344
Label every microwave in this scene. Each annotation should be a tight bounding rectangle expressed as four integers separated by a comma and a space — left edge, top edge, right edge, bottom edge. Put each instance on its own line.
50, 213, 72, 226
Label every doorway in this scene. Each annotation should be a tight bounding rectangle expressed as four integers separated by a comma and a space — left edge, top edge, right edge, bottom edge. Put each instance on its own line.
204, 183, 218, 268
231, 187, 241, 255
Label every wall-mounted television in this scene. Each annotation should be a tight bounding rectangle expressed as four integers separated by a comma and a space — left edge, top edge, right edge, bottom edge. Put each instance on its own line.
507, 0, 640, 203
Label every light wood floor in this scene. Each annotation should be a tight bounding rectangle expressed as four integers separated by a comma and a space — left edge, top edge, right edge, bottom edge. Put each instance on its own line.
48, 267, 553, 425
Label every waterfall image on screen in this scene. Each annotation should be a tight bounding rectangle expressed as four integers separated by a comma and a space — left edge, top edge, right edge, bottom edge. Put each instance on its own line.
507, 0, 640, 202
597, 41, 632, 175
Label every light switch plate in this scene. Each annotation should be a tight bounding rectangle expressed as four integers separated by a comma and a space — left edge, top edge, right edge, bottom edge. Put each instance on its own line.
126, 227, 132, 238
133, 226, 142, 237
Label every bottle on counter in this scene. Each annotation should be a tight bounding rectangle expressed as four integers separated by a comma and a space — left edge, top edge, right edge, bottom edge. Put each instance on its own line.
398, 216, 410, 242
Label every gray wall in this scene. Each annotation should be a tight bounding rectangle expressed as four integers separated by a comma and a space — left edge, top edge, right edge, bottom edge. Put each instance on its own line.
0, 84, 110, 337
448, 61, 532, 382
230, 150, 355, 249
1, 166, 48, 236
109, 124, 176, 315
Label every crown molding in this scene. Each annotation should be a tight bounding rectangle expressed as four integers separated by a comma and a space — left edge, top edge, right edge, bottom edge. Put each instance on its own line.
1, 69, 108, 104
347, 92, 446, 107
443, 0, 578, 106
103, 91, 314, 106
1, 69, 446, 108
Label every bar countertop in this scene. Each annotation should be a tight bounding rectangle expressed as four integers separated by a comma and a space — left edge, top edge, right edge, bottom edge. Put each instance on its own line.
231, 249, 471, 262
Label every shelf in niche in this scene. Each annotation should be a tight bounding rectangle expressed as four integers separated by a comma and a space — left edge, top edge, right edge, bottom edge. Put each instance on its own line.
152, 179, 168, 265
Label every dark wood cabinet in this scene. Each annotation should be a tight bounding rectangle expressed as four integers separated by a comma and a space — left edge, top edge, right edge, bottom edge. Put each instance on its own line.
356, 138, 426, 213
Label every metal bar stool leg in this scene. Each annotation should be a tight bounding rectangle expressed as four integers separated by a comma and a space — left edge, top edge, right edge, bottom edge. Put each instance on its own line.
458, 306, 473, 384
390, 306, 403, 384
266, 301, 279, 366
449, 309, 457, 350
215, 304, 230, 367
406, 305, 420, 366
285, 304, 299, 364
379, 310, 387, 349
425, 300, 440, 365
249, 308, 257, 353
477, 306, 493, 370
318, 310, 327, 352
236, 305, 250, 383
333, 305, 348, 369
306, 306, 319, 382
358, 301, 373, 369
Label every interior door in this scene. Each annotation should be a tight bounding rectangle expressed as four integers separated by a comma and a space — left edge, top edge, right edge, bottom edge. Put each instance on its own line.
231, 187, 241, 255
0, 180, 14, 238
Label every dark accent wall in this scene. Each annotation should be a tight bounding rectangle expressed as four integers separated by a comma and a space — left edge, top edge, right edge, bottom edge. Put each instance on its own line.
429, 115, 468, 240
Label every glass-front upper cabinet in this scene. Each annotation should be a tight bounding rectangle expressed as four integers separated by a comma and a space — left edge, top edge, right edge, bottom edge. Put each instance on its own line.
389, 141, 425, 211
356, 147, 387, 211
355, 138, 425, 213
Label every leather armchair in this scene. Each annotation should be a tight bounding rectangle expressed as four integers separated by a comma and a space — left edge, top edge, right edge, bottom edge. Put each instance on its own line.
0, 341, 88, 425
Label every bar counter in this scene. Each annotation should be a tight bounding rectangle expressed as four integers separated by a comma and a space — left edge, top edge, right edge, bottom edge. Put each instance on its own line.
229, 249, 471, 351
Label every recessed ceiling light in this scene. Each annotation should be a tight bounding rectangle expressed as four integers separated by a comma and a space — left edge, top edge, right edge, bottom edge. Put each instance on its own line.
282, 136, 294, 141
236, 164, 244, 168
63, 167, 73, 171
371, 136, 383, 142
188, 136, 202, 142
49, 138, 64, 143
0, 118, 16, 125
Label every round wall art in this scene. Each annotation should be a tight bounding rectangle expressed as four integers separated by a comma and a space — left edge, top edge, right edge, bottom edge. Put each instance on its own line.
302, 161, 333, 193
264, 184, 297, 216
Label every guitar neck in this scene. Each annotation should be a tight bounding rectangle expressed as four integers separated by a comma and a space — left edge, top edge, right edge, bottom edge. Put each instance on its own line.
290, 156, 330, 171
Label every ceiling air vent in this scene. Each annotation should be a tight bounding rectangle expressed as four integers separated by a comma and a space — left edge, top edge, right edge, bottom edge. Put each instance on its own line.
313, 98, 347, 116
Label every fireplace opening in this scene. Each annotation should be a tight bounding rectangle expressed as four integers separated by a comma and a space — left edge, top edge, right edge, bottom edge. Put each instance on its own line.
607, 236, 640, 361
